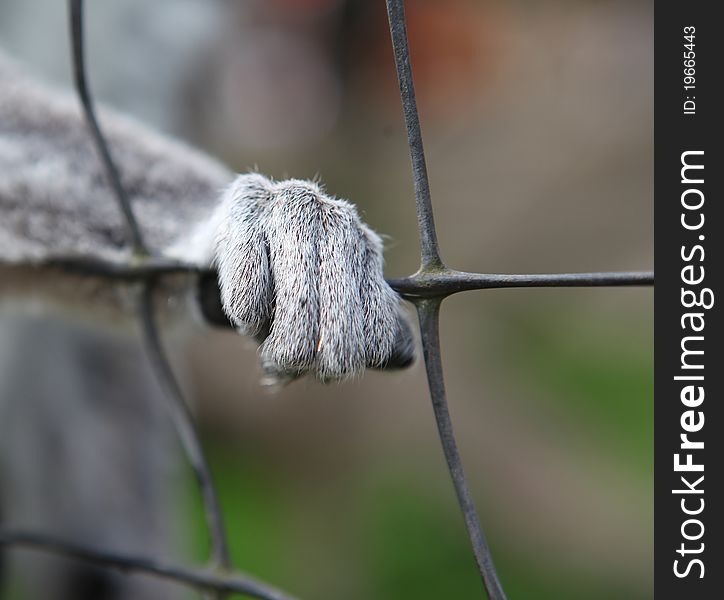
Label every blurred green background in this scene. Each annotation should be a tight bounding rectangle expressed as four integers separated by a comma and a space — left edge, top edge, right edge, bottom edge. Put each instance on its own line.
1, 0, 653, 597
184, 291, 652, 599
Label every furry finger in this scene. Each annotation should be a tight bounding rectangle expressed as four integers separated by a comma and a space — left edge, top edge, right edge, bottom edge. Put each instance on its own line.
314, 203, 366, 380
259, 180, 324, 379
214, 173, 274, 336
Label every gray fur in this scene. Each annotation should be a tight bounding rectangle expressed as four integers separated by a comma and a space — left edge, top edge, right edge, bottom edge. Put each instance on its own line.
0, 53, 231, 264
209, 175, 415, 382
0, 52, 414, 382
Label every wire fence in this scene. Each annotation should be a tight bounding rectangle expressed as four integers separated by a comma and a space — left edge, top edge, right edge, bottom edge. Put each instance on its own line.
0, 1, 654, 599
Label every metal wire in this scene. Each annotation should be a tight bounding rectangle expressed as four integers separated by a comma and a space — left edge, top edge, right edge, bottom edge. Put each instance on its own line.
385, 0, 443, 271
69, 0, 233, 580
0, 530, 297, 600
417, 298, 506, 600
71, 0, 233, 578
68, 0, 148, 256
68, 4, 236, 590
0, 1, 655, 599
16, 3, 242, 599
138, 281, 231, 572
385, 0, 505, 596
388, 269, 655, 298
26, 257, 653, 294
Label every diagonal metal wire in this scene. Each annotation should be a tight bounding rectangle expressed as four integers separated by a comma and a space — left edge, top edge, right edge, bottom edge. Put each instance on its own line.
0, 530, 297, 600
66, 1, 239, 591
138, 280, 231, 571
69, 0, 230, 570
65, 2, 235, 597
69, 0, 148, 257
384, 0, 443, 271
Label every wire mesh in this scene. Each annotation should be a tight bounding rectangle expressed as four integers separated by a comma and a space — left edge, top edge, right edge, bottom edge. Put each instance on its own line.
0, 1, 654, 598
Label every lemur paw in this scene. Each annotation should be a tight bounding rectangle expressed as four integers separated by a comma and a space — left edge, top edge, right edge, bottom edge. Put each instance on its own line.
214, 173, 415, 383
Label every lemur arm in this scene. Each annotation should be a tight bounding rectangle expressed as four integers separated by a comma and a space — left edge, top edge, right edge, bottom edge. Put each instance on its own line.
0, 53, 231, 265
0, 53, 414, 382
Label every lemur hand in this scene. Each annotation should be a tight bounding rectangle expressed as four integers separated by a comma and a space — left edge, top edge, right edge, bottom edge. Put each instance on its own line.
212, 174, 415, 383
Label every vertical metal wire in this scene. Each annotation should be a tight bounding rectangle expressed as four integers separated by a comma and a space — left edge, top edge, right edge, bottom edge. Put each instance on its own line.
384, 0, 443, 271
417, 300, 506, 599
385, 1, 507, 597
